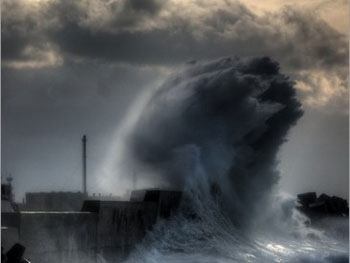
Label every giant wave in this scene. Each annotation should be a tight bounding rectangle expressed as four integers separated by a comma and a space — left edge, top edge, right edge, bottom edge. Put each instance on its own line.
115, 57, 348, 263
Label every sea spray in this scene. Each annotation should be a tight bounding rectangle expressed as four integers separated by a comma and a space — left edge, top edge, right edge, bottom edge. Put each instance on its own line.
125, 57, 302, 222
115, 57, 347, 262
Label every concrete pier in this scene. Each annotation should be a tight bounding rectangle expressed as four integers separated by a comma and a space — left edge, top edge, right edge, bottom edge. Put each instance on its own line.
1, 189, 182, 262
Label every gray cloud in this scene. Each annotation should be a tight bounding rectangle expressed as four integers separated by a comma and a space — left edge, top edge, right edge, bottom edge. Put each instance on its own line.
3, 0, 346, 68
55, 3, 347, 71
2, 0, 347, 112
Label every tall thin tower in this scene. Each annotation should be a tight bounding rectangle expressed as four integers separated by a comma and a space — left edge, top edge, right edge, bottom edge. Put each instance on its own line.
82, 135, 87, 196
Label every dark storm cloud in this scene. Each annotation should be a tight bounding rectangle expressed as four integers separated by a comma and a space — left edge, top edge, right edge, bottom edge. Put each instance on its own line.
35, 0, 346, 114
2, 0, 347, 112
53, 5, 346, 71
2, 0, 346, 71
2, 0, 43, 61
2, 0, 168, 66
49, 26, 189, 64
124, 0, 164, 15
46, 0, 166, 29
278, 8, 347, 70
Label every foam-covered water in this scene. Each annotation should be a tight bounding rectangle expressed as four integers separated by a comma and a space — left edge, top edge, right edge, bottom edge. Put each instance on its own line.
125, 183, 348, 263
114, 57, 348, 262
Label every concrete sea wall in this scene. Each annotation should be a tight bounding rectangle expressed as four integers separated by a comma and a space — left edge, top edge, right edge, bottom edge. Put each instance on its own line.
1, 190, 182, 262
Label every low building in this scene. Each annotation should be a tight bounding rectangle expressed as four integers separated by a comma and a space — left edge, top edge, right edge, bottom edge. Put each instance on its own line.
24, 192, 86, 211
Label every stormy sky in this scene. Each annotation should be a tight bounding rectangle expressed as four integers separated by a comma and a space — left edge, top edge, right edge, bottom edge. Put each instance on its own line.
1, 0, 348, 201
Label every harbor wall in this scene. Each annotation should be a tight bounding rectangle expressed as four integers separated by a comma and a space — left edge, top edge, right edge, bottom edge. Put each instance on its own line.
84, 201, 158, 262
2, 190, 182, 262
19, 212, 97, 263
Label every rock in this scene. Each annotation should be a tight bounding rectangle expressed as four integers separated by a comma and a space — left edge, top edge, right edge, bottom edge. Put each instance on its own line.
331, 196, 348, 215
297, 192, 317, 207
6, 243, 29, 263
297, 192, 349, 218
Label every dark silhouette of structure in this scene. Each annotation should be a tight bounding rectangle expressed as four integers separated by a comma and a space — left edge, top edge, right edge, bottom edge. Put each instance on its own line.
23, 192, 86, 211
5, 243, 30, 263
82, 135, 87, 196
2, 189, 182, 262
297, 192, 349, 219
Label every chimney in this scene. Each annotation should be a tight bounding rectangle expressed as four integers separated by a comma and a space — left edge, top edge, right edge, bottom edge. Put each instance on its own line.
82, 135, 87, 196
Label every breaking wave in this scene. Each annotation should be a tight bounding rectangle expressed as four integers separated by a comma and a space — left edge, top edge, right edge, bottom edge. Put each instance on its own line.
117, 57, 348, 262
